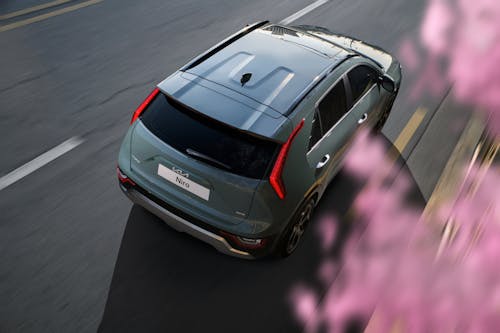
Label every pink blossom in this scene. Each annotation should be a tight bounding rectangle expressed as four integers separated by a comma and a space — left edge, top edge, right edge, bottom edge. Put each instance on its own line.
316, 215, 339, 252
290, 0, 500, 328
290, 127, 500, 332
420, 0, 454, 56
406, 0, 500, 136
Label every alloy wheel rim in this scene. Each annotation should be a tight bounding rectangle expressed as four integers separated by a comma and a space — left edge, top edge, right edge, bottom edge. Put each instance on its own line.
286, 203, 312, 254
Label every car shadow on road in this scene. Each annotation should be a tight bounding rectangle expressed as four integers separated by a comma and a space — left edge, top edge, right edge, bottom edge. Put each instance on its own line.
98, 135, 424, 333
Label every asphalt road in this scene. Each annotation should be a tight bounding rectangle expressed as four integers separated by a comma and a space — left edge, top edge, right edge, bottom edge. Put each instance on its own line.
0, 0, 445, 332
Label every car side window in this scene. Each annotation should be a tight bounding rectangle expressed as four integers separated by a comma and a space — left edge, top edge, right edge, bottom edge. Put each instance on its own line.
317, 80, 348, 133
308, 111, 322, 151
347, 65, 379, 106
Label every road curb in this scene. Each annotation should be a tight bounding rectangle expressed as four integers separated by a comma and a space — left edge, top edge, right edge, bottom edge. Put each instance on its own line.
422, 112, 486, 218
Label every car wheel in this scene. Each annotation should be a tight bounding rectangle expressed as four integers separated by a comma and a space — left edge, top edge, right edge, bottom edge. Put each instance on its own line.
374, 94, 396, 132
275, 198, 315, 257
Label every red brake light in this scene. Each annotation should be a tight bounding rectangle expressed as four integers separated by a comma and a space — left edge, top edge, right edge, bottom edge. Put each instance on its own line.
117, 167, 136, 186
220, 231, 267, 250
130, 87, 160, 124
269, 119, 305, 199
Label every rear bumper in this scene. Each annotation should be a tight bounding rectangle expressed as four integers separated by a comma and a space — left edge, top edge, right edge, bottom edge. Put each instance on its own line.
120, 184, 255, 259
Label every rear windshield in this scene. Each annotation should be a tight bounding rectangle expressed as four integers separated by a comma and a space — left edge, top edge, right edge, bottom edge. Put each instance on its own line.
140, 93, 278, 179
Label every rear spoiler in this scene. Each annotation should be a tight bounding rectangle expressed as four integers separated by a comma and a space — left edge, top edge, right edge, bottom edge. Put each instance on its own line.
181, 21, 269, 71
159, 89, 285, 143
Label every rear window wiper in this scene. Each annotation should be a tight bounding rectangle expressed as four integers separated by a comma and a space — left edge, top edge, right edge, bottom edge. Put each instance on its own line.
185, 148, 232, 171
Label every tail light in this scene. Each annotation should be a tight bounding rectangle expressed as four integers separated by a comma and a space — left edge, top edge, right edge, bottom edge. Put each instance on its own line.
220, 231, 267, 249
117, 167, 136, 186
269, 119, 305, 199
130, 87, 160, 124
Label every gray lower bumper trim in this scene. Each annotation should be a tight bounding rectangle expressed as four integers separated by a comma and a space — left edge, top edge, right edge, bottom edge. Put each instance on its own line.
121, 186, 254, 259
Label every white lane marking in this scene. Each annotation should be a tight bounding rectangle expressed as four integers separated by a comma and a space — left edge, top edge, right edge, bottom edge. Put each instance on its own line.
0, 136, 85, 191
280, 0, 330, 25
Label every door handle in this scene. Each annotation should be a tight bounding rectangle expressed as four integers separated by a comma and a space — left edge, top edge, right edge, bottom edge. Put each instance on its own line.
358, 113, 368, 125
316, 154, 330, 169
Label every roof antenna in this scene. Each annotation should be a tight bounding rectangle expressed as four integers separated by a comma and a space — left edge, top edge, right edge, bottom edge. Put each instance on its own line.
240, 73, 252, 87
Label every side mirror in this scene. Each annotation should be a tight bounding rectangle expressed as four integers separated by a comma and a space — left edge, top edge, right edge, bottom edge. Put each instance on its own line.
379, 74, 396, 93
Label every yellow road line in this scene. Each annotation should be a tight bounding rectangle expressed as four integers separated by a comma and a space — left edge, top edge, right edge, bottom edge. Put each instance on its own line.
0, 0, 73, 20
0, 0, 103, 33
394, 107, 427, 153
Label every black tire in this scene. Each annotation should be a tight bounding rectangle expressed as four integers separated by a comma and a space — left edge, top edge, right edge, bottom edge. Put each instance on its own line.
274, 198, 315, 257
374, 94, 396, 132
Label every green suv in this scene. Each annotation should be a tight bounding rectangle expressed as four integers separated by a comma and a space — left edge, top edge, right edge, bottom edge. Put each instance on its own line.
117, 21, 401, 258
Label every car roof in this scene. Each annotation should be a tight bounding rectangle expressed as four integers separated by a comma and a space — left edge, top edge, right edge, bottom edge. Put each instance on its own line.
183, 24, 351, 115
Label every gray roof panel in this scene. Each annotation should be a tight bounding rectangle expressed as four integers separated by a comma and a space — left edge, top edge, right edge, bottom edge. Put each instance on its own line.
185, 24, 349, 114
